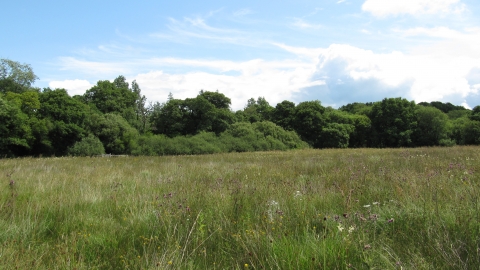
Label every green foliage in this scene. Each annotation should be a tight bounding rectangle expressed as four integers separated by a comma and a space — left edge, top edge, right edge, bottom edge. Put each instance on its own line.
83, 77, 137, 117
292, 100, 326, 148
67, 134, 105, 156
198, 90, 231, 109
135, 121, 307, 155
448, 116, 480, 145
413, 106, 449, 146
87, 113, 139, 154
4, 91, 40, 115
0, 58, 38, 93
0, 97, 32, 156
39, 88, 89, 125
272, 100, 296, 131
241, 97, 274, 123
150, 93, 235, 137
150, 99, 187, 137
418, 101, 468, 114
470, 105, 480, 122
448, 109, 471, 120
369, 97, 417, 147
319, 123, 354, 148
339, 102, 374, 115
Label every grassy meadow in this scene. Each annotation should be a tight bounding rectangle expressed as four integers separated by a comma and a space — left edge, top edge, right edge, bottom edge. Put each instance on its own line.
0, 147, 479, 269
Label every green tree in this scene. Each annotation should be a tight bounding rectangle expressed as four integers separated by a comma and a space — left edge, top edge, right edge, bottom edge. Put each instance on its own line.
242, 97, 274, 123
0, 97, 32, 156
83, 77, 137, 116
418, 101, 467, 114
131, 80, 149, 133
272, 100, 296, 131
38, 88, 89, 155
413, 106, 449, 146
319, 123, 354, 148
469, 106, 480, 122
4, 91, 40, 116
0, 59, 38, 93
369, 98, 417, 147
87, 113, 139, 154
67, 134, 105, 157
292, 100, 326, 148
150, 99, 188, 137
198, 90, 231, 109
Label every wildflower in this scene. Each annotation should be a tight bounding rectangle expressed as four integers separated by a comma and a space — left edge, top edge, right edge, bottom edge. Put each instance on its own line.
363, 205, 371, 208
348, 226, 355, 234
168, 261, 173, 265
372, 202, 380, 205
244, 263, 249, 267
363, 244, 371, 250
387, 218, 394, 223
337, 224, 344, 232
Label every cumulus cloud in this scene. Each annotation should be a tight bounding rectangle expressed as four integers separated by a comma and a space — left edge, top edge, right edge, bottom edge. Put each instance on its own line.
362, 0, 465, 17
49, 79, 93, 96
291, 42, 480, 108
133, 58, 322, 110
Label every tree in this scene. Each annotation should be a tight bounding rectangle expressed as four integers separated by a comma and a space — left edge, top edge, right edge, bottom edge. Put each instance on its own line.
68, 134, 105, 157
131, 80, 149, 133
272, 100, 296, 131
83, 77, 137, 116
38, 88, 90, 155
418, 101, 467, 114
469, 106, 480, 122
413, 106, 449, 146
319, 123, 354, 148
87, 113, 139, 154
0, 59, 38, 93
292, 100, 326, 148
242, 97, 274, 123
369, 98, 417, 147
198, 90, 231, 109
4, 91, 40, 116
0, 97, 32, 156
150, 99, 188, 137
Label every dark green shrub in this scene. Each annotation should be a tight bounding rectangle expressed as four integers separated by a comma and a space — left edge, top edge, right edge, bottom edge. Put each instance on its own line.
67, 134, 105, 156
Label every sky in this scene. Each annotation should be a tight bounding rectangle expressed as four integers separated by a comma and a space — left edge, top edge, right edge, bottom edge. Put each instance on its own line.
2, 0, 480, 110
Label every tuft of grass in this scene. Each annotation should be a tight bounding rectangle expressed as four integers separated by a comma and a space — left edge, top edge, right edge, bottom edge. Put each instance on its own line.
0, 146, 479, 269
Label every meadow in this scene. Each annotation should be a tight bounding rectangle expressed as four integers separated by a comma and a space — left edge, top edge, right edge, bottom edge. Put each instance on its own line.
0, 147, 479, 269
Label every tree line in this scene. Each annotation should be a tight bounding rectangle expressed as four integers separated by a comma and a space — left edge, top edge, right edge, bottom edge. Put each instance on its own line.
1, 58, 479, 157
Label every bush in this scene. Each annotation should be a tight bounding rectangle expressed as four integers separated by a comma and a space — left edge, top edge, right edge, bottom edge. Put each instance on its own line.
67, 134, 105, 156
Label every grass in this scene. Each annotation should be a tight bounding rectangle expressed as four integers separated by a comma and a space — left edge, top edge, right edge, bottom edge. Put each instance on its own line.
0, 146, 479, 269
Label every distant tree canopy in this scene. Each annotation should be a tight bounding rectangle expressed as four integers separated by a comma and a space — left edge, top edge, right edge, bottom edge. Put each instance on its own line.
0, 59, 39, 94
1, 58, 479, 157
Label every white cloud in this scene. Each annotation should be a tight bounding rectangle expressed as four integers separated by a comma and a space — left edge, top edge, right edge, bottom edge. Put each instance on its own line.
133, 58, 322, 110
362, 0, 465, 17
300, 42, 480, 105
49, 79, 93, 96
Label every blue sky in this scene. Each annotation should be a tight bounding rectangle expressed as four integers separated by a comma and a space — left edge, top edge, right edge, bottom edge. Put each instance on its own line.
2, 0, 480, 110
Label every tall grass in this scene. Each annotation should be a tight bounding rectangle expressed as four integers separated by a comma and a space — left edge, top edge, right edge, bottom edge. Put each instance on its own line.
0, 147, 479, 269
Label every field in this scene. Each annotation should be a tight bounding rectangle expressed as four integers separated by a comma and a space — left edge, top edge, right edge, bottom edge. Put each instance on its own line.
0, 147, 479, 269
